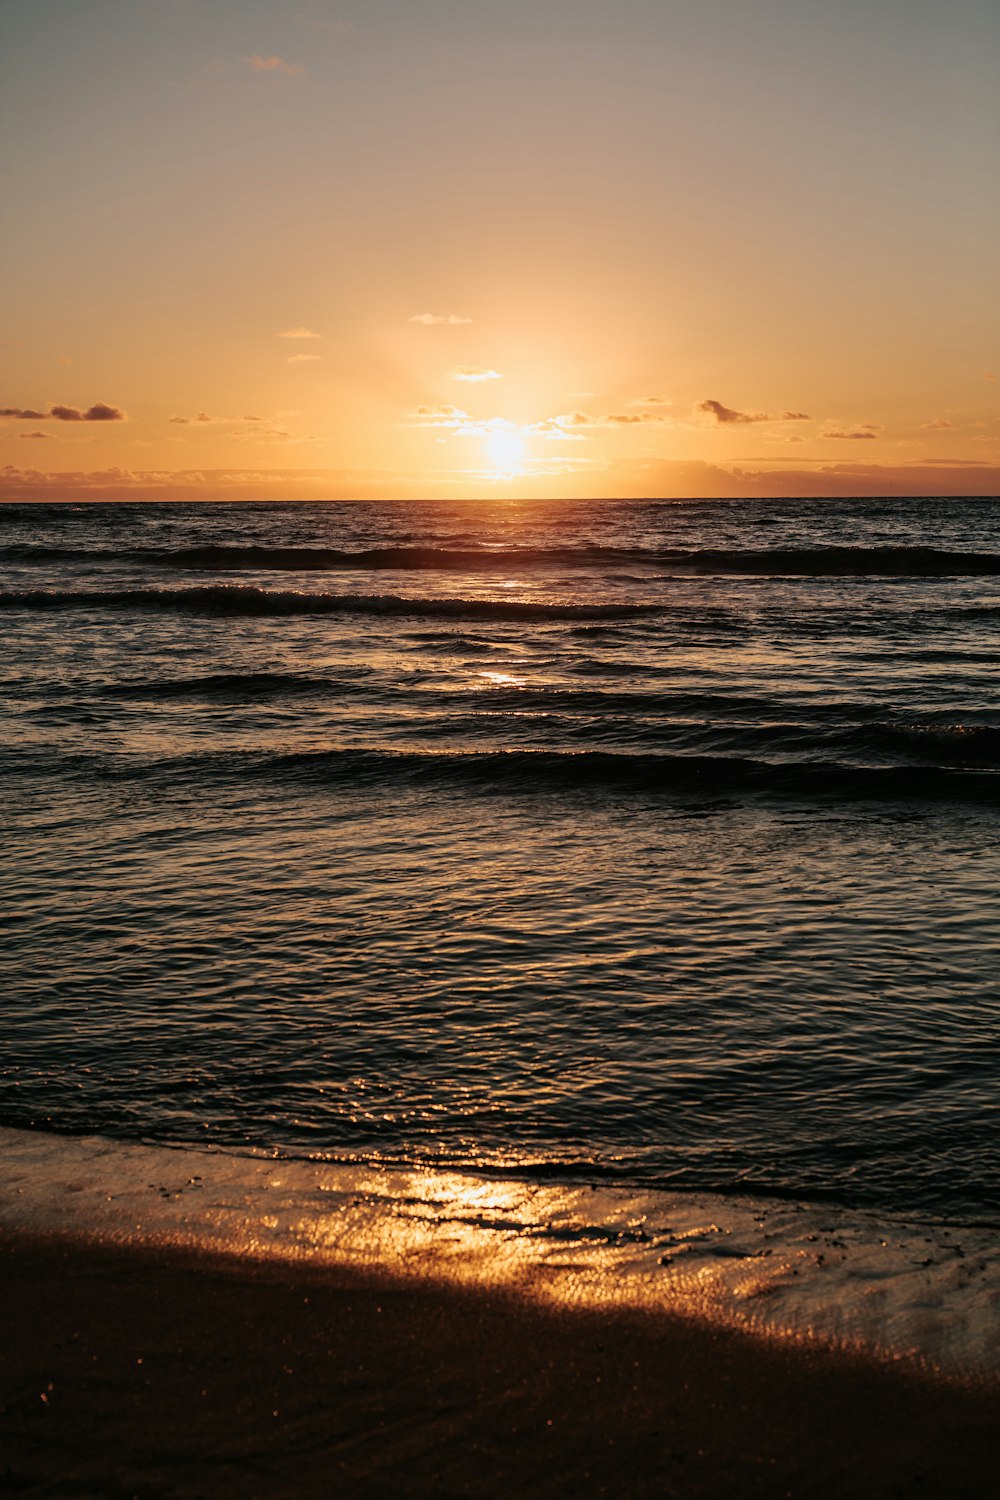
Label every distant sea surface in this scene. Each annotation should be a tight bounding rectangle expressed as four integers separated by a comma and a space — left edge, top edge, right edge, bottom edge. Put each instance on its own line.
2, 497, 999, 1223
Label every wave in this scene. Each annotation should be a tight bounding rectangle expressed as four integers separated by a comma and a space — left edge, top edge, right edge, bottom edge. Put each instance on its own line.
0, 585, 653, 623
98, 669, 375, 701
81, 672, 1000, 763
663, 545, 1000, 577
5, 540, 1000, 576
244, 746, 1000, 802
65, 744, 992, 805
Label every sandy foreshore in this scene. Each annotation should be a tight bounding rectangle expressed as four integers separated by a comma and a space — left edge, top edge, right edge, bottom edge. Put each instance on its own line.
3, 1229, 999, 1499
2, 1127, 999, 1496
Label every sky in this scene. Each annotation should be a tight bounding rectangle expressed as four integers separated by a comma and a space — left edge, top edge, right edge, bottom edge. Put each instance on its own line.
2, 0, 998, 500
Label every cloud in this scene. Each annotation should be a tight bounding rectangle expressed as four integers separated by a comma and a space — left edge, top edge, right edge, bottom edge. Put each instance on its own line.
228, 424, 294, 441
822, 426, 880, 440
548, 410, 601, 428
19, 431, 51, 440
629, 395, 672, 408
535, 408, 670, 432
605, 410, 674, 425
168, 411, 302, 431
452, 366, 502, 382
922, 418, 953, 430
279, 327, 320, 339
699, 400, 810, 426
246, 55, 304, 75
410, 313, 473, 326
287, 354, 322, 364
527, 419, 586, 442
699, 399, 767, 425
1, 402, 125, 422
409, 403, 471, 428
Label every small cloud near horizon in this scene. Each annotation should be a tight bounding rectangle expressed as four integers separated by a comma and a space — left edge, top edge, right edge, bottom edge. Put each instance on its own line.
279, 327, 320, 339
287, 353, 321, 364
823, 426, 880, 440
540, 408, 670, 431
700, 399, 810, 425
410, 313, 473, 326
409, 403, 471, 428
246, 55, 304, 75
1, 402, 125, 422
19, 431, 51, 439
452, 366, 502, 382
922, 418, 953, 429
699, 399, 767, 425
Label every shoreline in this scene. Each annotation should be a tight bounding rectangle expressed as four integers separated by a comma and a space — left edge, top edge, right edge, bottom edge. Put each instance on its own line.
3, 1128, 999, 1495
3, 1229, 999, 1499
2, 1125, 999, 1381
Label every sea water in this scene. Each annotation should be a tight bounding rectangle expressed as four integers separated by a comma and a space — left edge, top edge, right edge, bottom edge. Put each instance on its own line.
2, 496, 998, 1234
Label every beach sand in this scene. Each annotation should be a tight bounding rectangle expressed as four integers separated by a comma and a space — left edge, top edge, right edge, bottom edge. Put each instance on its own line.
2, 1230, 998, 1500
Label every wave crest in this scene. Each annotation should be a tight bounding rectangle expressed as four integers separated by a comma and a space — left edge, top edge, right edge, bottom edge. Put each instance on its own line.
0, 584, 652, 622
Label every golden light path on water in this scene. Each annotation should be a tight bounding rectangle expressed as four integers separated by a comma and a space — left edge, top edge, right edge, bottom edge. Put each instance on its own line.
3, 1128, 998, 1386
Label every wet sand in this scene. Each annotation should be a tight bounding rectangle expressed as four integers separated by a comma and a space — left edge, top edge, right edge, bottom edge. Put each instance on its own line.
2, 1230, 998, 1500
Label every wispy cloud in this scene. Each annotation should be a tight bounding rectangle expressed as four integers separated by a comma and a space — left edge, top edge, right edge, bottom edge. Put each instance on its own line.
822, 425, 880, 440
533, 408, 671, 432
409, 403, 471, 428
246, 55, 304, 75
410, 313, 473, 326
1, 402, 126, 422
629, 395, 672, 408
452, 366, 502, 383
279, 327, 320, 339
287, 353, 321, 364
169, 412, 218, 425
527, 419, 586, 442
19, 431, 51, 440
922, 418, 953, 430
228, 423, 294, 441
544, 410, 600, 428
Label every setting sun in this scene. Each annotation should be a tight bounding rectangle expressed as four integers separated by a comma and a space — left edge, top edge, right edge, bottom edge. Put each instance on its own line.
486, 429, 526, 474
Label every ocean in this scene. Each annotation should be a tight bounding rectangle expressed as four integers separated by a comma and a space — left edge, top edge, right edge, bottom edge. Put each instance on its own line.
2, 495, 999, 1239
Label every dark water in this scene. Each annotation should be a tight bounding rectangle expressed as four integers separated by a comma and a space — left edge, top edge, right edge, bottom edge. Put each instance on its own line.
2, 497, 998, 1220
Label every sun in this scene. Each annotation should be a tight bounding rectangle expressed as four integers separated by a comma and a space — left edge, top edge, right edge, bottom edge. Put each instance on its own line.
486, 428, 526, 473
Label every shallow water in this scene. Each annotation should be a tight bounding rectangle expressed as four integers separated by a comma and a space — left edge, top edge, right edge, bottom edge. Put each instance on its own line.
2, 497, 998, 1221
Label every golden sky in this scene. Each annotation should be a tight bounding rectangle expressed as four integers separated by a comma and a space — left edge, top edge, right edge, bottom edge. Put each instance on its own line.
2, 0, 998, 500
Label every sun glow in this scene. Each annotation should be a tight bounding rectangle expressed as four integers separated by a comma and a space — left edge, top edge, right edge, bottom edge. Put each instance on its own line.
486, 429, 526, 473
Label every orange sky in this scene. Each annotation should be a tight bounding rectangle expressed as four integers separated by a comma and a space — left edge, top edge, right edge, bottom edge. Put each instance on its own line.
2, 0, 998, 500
